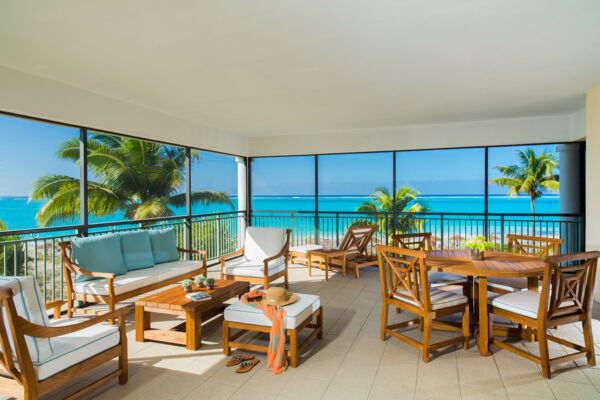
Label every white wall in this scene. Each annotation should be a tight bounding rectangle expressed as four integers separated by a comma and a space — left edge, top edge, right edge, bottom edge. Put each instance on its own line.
248, 114, 579, 156
0, 66, 248, 155
585, 84, 600, 302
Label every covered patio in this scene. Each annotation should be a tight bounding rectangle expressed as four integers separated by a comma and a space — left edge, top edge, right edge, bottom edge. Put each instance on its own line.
1, 2, 600, 400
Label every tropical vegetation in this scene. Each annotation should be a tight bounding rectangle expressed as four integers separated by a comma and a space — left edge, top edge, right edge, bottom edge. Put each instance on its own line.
353, 186, 429, 238
0, 219, 26, 275
30, 134, 234, 226
489, 147, 559, 215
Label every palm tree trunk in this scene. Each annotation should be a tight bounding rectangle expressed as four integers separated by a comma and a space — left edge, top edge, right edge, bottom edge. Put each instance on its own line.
530, 196, 536, 236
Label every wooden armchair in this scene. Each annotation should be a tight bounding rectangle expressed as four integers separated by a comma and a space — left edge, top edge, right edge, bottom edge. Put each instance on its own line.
486, 234, 563, 294
328, 225, 379, 278
0, 276, 127, 399
376, 245, 469, 362
220, 227, 292, 289
489, 251, 599, 378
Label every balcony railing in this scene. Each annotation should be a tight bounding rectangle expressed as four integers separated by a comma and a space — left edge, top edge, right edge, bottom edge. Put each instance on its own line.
0, 209, 583, 301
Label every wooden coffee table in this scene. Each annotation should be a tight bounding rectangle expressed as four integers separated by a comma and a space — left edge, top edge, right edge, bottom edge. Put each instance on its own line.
135, 280, 249, 350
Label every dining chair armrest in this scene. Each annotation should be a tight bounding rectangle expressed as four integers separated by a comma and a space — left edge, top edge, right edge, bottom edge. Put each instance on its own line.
45, 300, 66, 319
18, 308, 128, 338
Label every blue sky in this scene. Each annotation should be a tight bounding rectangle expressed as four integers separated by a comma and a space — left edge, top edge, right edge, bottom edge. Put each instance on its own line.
1, 114, 558, 198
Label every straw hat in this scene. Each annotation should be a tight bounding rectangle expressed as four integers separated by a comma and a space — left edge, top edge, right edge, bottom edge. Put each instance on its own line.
258, 287, 297, 307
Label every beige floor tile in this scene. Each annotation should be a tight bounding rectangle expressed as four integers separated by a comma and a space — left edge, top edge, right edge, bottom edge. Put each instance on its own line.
461, 383, 509, 400
180, 380, 238, 400
240, 367, 296, 394
322, 377, 373, 400
547, 380, 600, 400
280, 375, 330, 400
137, 371, 205, 399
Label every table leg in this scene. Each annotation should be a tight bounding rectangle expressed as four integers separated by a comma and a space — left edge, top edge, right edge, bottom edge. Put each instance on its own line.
325, 256, 329, 280
186, 309, 202, 350
135, 305, 149, 343
527, 277, 539, 291
307, 253, 312, 277
342, 254, 347, 277
478, 277, 489, 356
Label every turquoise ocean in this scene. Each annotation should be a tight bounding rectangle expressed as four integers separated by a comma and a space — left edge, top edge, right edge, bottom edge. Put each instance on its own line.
0, 195, 560, 233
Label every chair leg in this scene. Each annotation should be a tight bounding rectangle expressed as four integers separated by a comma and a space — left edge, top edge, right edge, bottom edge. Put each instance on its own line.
289, 330, 299, 367
317, 308, 324, 339
67, 293, 73, 318
223, 320, 231, 356
380, 302, 388, 340
538, 327, 551, 379
422, 317, 431, 362
264, 278, 269, 290
109, 299, 116, 325
582, 315, 596, 366
462, 304, 470, 349
418, 317, 424, 332
284, 270, 289, 289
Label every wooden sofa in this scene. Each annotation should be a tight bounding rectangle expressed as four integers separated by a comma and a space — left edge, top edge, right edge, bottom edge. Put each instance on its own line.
59, 241, 207, 320
0, 276, 128, 399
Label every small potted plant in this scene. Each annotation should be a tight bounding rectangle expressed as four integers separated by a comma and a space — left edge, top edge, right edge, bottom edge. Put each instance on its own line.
182, 279, 194, 292
195, 274, 206, 288
205, 277, 215, 290
463, 236, 495, 260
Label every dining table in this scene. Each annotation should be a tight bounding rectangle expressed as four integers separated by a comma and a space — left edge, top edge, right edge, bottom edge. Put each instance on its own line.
425, 249, 546, 356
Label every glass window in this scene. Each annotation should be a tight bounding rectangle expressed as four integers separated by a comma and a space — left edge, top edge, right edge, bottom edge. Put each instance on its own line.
251, 156, 315, 211
0, 115, 79, 230
488, 144, 559, 214
191, 151, 238, 213
86, 132, 188, 224
318, 152, 393, 212
396, 148, 485, 213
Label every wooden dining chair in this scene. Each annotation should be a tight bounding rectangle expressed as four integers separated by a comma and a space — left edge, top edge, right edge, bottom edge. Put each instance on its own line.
488, 251, 599, 378
486, 234, 563, 294
392, 233, 471, 296
376, 245, 469, 362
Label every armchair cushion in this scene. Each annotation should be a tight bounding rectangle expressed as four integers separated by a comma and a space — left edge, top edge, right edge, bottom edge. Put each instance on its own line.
148, 228, 179, 264
393, 287, 467, 311
71, 234, 126, 282
244, 227, 286, 264
119, 230, 155, 271
34, 318, 120, 380
0, 276, 53, 363
222, 259, 286, 278
428, 271, 468, 287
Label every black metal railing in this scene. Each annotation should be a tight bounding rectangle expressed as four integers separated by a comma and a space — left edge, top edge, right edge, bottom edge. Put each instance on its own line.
252, 210, 584, 255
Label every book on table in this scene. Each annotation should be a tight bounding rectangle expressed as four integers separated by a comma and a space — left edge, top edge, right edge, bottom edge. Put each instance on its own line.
186, 291, 211, 301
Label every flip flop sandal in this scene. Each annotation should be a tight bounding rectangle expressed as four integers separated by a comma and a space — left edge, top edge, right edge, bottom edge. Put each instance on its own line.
236, 359, 260, 373
226, 355, 254, 367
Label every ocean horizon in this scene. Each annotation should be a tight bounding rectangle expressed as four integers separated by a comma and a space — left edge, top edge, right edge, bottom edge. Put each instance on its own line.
0, 194, 560, 233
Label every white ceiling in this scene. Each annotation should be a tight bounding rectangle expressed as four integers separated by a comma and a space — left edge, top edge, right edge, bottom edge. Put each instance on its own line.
1, 1, 599, 137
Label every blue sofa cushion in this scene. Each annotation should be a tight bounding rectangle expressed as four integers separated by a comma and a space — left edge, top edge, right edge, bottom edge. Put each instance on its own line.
71, 234, 126, 282
119, 230, 155, 271
148, 228, 179, 264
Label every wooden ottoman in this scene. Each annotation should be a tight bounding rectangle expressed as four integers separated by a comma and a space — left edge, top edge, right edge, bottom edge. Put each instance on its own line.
222, 293, 323, 367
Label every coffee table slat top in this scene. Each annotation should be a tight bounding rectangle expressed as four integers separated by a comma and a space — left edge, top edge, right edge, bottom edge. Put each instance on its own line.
426, 250, 545, 277
136, 280, 249, 312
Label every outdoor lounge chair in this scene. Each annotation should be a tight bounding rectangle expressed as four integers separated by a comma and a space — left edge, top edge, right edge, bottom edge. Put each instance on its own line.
0, 276, 127, 399
327, 224, 379, 278
220, 227, 292, 289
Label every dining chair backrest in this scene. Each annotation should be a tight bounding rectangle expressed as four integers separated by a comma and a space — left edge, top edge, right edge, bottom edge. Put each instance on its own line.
539, 252, 600, 322
338, 225, 378, 256
391, 232, 432, 251
507, 234, 562, 258
376, 245, 431, 312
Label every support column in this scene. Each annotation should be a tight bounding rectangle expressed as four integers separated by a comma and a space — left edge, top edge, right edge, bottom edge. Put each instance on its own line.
586, 84, 600, 302
557, 143, 582, 254
236, 157, 247, 247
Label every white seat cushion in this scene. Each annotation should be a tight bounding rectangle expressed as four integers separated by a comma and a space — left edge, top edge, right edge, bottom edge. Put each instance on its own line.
223, 258, 286, 278
428, 271, 467, 287
489, 290, 540, 318
74, 260, 200, 296
485, 277, 529, 292
244, 227, 286, 265
290, 244, 323, 255
0, 276, 53, 363
33, 318, 120, 380
224, 293, 320, 329
393, 287, 467, 311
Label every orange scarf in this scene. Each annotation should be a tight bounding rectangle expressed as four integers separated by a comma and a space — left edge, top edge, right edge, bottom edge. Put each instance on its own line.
241, 290, 288, 374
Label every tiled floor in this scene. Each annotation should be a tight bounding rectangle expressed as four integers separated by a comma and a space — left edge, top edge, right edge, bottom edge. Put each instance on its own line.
34, 263, 600, 400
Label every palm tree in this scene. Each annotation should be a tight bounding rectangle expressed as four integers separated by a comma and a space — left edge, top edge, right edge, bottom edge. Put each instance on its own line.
489, 147, 559, 231
31, 134, 234, 226
354, 186, 429, 237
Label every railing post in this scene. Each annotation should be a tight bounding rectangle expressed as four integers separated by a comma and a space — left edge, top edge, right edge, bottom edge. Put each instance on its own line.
185, 148, 192, 259
216, 218, 222, 258
79, 128, 88, 238
335, 213, 340, 247
500, 215, 505, 251
290, 212, 295, 246
440, 214, 444, 250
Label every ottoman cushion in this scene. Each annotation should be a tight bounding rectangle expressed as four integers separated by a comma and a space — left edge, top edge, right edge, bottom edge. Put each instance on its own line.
224, 293, 320, 329
290, 244, 323, 255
